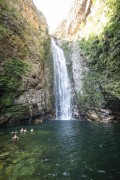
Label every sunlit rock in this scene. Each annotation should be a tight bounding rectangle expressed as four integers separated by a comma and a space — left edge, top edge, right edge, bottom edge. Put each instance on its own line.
0, 0, 54, 125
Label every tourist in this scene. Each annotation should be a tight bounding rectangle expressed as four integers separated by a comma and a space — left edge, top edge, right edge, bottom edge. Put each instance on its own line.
24, 128, 27, 133
30, 128, 33, 132
20, 128, 24, 133
11, 134, 19, 142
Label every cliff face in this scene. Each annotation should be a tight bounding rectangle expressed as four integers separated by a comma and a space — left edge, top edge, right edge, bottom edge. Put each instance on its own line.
54, 0, 92, 39
0, 0, 54, 126
54, 0, 114, 40
55, 0, 120, 122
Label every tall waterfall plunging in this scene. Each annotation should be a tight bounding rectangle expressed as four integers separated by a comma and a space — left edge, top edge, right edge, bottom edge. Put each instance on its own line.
51, 38, 72, 120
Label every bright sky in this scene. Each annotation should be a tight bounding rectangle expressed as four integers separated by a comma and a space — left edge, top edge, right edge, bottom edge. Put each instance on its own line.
33, 0, 74, 32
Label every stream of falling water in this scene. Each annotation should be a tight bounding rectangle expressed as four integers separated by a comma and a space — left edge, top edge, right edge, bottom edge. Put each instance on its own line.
51, 38, 72, 120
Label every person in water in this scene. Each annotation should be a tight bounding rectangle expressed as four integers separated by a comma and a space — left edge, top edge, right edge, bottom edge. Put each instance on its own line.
30, 128, 33, 132
24, 128, 27, 133
11, 134, 19, 141
20, 128, 24, 133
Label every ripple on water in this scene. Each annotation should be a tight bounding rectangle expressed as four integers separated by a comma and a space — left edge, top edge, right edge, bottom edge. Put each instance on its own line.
63, 171, 70, 176
0, 121, 120, 179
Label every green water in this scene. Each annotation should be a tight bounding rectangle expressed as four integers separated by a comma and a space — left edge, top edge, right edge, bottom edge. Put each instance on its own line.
0, 120, 120, 180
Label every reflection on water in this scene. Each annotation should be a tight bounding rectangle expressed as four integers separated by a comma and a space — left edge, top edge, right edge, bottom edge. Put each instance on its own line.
0, 120, 120, 179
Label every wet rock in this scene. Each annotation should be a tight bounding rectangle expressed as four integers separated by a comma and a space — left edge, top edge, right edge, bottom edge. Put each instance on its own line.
34, 118, 42, 124
86, 108, 115, 123
103, 115, 115, 123
100, 109, 112, 114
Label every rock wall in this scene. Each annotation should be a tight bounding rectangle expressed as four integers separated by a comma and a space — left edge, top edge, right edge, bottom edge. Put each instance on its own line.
54, 0, 92, 39
54, 0, 120, 122
70, 42, 88, 94
0, 0, 54, 126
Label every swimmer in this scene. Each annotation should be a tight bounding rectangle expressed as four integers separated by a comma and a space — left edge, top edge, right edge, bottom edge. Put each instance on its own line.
20, 128, 24, 133
24, 128, 27, 133
30, 128, 33, 132
11, 131, 14, 134
11, 134, 19, 141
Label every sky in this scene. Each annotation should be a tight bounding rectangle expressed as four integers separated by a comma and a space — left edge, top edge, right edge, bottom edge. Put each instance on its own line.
33, 0, 74, 32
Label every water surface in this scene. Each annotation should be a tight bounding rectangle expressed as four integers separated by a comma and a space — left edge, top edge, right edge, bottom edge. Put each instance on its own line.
0, 120, 120, 179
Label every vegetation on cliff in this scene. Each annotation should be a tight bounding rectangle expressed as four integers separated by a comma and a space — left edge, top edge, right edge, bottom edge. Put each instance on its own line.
0, 58, 29, 121
78, 0, 120, 120
56, 0, 120, 121
0, 0, 52, 125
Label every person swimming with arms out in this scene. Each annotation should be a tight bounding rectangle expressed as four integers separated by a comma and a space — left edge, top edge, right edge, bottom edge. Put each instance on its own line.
11, 134, 19, 142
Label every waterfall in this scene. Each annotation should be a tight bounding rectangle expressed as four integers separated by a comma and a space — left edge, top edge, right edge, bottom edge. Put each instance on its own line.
51, 38, 72, 120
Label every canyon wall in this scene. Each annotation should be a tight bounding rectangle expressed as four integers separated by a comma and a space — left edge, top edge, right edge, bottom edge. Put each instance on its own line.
55, 0, 120, 122
54, 0, 92, 39
0, 0, 54, 126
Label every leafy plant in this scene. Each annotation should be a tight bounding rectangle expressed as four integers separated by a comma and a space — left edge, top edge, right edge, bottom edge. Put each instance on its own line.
78, 0, 120, 110
0, 58, 29, 116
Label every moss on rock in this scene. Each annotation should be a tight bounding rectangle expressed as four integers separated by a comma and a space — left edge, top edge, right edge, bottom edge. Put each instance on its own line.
78, 0, 120, 121
0, 0, 52, 125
